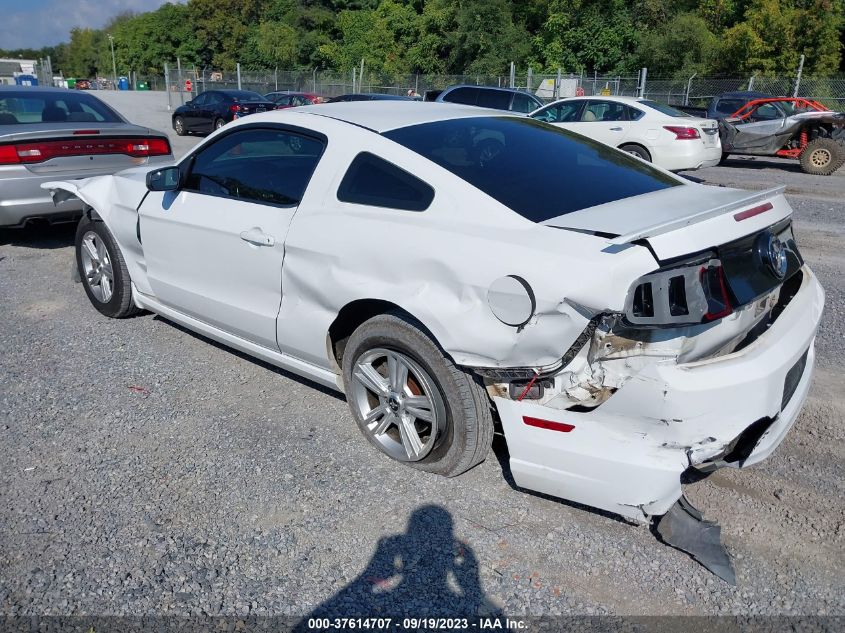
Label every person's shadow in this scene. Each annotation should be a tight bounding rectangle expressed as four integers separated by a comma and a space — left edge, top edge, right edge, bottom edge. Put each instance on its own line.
294, 505, 504, 629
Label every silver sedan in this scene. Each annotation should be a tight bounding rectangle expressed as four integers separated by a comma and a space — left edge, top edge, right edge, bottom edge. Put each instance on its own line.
0, 86, 173, 228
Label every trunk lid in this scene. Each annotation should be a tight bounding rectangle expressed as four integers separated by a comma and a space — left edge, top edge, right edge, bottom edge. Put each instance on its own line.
542, 183, 790, 261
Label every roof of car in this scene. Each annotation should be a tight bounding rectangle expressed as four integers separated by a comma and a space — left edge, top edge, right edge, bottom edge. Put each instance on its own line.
442, 85, 534, 95
716, 91, 775, 99
259, 101, 520, 133
0, 86, 76, 94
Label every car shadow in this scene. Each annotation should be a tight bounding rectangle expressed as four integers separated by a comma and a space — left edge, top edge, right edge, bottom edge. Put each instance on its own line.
0, 221, 76, 249
152, 315, 344, 401
720, 156, 804, 172
490, 432, 634, 526
292, 505, 505, 629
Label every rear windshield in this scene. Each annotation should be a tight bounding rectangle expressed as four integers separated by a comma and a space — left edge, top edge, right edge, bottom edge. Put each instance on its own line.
384, 117, 680, 222
0, 91, 122, 124
639, 100, 691, 117
228, 91, 266, 102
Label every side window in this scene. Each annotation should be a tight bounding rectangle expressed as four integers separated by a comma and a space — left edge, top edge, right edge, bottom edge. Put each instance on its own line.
531, 105, 559, 122
557, 101, 583, 122
443, 87, 477, 106
510, 93, 537, 113
292, 95, 307, 106
582, 100, 627, 122
184, 127, 324, 206
753, 103, 780, 120
716, 99, 744, 116
477, 89, 511, 110
192, 93, 208, 106
206, 93, 223, 105
338, 152, 434, 212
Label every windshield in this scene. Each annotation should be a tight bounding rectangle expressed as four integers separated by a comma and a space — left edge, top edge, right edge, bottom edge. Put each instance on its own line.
0, 91, 123, 124
384, 117, 680, 222
639, 100, 692, 118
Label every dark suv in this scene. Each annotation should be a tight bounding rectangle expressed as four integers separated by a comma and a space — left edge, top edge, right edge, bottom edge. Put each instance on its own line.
431, 85, 543, 113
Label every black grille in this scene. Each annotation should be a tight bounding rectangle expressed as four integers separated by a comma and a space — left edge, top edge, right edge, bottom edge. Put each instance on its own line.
782, 348, 809, 410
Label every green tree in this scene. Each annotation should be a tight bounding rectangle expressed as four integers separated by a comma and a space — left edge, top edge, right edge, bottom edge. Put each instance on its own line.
636, 12, 720, 76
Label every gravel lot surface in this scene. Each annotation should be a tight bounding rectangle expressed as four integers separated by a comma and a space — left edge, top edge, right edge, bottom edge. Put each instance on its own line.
1, 92, 843, 620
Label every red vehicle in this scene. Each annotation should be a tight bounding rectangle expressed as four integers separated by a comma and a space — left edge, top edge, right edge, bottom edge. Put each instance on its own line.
264, 92, 325, 109
719, 97, 845, 175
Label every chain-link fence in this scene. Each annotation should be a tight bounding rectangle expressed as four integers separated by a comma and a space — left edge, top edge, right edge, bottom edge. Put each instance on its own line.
139, 61, 845, 112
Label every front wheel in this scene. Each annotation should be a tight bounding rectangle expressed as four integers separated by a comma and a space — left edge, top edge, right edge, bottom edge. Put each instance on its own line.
800, 138, 845, 176
619, 144, 651, 162
342, 312, 494, 477
75, 216, 140, 318
173, 116, 186, 136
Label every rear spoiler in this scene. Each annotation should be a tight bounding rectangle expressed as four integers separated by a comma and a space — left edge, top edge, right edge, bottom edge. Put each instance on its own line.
607, 186, 786, 245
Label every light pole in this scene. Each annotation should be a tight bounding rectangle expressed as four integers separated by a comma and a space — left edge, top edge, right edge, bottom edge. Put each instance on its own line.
107, 34, 117, 89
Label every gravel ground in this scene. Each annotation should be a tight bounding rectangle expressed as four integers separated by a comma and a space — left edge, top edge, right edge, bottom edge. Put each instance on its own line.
1, 94, 843, 620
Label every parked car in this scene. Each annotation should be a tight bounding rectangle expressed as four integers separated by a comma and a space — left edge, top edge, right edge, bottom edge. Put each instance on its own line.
718, 97, 845, 175
327, 93, 413, 102
265, 92, 326, 108
432, 85, 543, 113
74, 79, 92, 90
172, 90, 276, 135
0, 86, 172, 228
45, 102, 822, 583
530, 95, 722, 171
676, 90, 775, 120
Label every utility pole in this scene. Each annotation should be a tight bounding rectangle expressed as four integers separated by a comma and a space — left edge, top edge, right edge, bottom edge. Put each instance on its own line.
107, 34, 117, 89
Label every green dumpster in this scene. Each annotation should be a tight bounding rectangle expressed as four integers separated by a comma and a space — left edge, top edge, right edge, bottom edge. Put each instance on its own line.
136, 81, 149, 91
66, 78, 77, 89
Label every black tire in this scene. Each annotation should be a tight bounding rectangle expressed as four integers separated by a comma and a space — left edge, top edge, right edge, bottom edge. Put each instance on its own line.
619, 144, 652, 162
800, 138, 845, 176
75, 216, 140, 319
342, 312, 494, 477
173, 116, 186, 136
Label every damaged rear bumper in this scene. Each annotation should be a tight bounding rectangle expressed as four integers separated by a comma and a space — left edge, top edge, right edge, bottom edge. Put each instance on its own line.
493, 266, 824, 523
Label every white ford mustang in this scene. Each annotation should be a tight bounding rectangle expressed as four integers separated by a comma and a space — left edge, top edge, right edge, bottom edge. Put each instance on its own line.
45, 103, 823, 579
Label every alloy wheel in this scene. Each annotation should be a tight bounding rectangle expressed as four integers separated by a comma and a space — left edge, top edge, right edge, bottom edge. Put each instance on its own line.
80, 231, 114, 302
809, 148, 832, 168
351, 348, 444, 462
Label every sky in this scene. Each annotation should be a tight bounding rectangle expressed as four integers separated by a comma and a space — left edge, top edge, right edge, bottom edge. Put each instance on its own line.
0, 0, 182, 50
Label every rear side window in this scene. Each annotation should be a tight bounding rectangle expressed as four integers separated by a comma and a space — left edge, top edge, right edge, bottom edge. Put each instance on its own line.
442, 87, 477, 106
338, 152, 434, 211
715, 99, 745, 116
384, 117, 679, 222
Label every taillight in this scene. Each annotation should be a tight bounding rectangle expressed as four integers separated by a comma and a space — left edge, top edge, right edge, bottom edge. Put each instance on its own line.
625, 259, 733, 326
229, 104, 241, 113
700, 264, 733, 321
664, 125, 700, 140
0, 137, 171, 164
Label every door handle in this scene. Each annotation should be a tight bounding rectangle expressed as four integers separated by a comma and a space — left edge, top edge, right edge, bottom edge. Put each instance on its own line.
239, 227, 275, 247
610, 127, 623, 131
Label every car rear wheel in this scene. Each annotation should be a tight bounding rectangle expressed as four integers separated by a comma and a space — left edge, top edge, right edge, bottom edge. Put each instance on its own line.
173, 116, 186, 136
800, 138, 845, 176
214, 118, 226, 131
75, 216, 140, 319
342, 312, 494, 477
620, 144, 651, 162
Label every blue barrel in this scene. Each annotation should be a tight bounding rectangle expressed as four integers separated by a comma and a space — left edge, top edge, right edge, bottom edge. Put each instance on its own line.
15, 75, 38, 86
118, 76, 129, 90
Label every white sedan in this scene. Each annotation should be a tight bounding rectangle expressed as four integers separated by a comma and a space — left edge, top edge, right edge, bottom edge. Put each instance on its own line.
530, 95, 722, 171
45, 103, 822, 581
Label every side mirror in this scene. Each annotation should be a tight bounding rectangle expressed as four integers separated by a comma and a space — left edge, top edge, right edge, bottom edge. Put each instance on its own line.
146, 166, 181, 192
